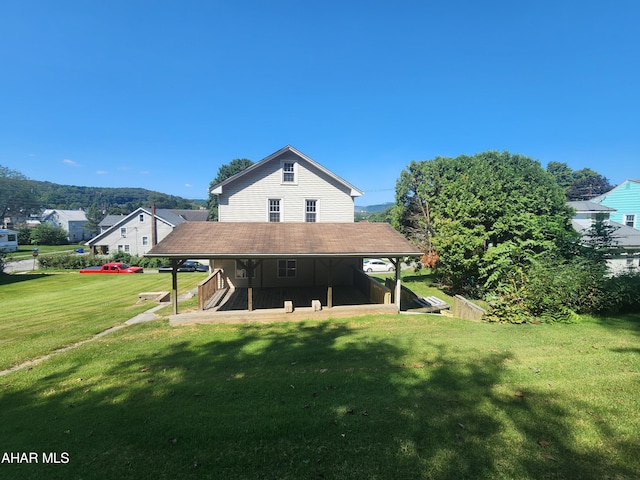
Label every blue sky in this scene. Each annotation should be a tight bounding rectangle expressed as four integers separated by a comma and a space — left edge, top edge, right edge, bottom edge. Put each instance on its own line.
1, 0, 638, 206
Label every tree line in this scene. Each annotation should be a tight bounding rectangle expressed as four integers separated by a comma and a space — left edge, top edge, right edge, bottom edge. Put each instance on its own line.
1, 165, 200, 223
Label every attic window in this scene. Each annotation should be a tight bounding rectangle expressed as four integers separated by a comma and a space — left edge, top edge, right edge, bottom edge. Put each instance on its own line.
282, 161, 296, 183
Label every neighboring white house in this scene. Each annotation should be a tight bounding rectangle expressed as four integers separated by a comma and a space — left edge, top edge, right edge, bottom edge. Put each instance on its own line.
0, 229, 19, 252
86, 207, 208, 256
568, 200, 640, 275
41, 209, 91, 242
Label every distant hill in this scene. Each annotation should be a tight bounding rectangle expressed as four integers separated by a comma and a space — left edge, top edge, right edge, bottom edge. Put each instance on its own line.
355, 202, 394, 213
32, 180, 201, 213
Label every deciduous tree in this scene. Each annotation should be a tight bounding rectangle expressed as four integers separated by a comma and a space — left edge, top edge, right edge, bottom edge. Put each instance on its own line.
394, 151, 573, 293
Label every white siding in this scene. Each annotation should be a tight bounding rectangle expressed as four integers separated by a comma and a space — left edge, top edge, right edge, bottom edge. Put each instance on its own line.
92, 212, 175, 256
219, 153, 355, 222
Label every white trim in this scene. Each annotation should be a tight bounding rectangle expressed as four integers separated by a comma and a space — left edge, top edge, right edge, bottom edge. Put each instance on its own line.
267, 198, 282, 222
281, 159, 298, 185
624, 214, 636, 228
304, 199, 318, 222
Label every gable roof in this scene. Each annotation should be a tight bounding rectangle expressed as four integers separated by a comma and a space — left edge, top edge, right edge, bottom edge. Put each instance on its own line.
42, 209, 88, 222
86, 207, 205, 246
210, 145, 363, 198
591, 179, 640, 203
146, 222, 420, 258
99, 215, 126, 227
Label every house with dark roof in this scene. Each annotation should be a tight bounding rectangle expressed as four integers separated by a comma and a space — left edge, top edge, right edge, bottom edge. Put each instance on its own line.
568, 200, 640, 274
147, 145, 421, 316
86, 207, 208, 256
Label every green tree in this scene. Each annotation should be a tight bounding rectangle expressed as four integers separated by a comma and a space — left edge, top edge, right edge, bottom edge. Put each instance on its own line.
547, 162, 613, 200
0, 166, 40, 221
30, 223, 69, 245
207, 159, 253, 220
567, 168, 613, 200
547, 161, 573, 191
394, 151, 573, 294
85, 204, 104, 236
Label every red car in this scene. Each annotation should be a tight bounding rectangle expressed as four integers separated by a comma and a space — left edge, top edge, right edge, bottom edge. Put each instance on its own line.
79, 262, 144, 274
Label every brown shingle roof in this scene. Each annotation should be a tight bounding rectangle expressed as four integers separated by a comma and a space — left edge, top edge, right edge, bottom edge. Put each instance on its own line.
146, 222, 421, 258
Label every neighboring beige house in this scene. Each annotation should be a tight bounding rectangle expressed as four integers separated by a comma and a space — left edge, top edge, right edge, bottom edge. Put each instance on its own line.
147, 145, 421, 314
86, 207, 208, 256
41, 209, 91, 242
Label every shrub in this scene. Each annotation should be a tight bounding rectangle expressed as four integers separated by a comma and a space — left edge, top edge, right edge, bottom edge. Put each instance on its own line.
30, 223, 68, 245
37, 251, 169, 271
38, 253, 97, 270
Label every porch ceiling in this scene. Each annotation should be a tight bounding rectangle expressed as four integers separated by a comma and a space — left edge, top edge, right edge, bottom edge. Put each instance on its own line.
146, 222, 421, 259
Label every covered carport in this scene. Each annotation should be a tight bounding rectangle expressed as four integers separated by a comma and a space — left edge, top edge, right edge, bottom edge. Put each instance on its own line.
145, 222, 422, 316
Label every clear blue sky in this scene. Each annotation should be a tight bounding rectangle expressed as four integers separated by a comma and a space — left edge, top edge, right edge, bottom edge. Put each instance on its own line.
1, 0, 638, 206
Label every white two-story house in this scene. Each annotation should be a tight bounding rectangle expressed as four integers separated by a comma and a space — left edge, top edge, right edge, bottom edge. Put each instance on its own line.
147, 145, 421, 315
86, 207, 208, 256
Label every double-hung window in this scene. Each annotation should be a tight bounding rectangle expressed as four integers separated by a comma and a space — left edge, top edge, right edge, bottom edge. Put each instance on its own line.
305, 200, 317, 222
120, 227, 127, 238
282, 161, 296, 183
269, 199, 281, 222
624, 214, 636, 228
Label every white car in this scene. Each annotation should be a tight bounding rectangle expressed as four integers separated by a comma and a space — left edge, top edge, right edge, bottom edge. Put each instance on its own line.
363, 259, 395, 273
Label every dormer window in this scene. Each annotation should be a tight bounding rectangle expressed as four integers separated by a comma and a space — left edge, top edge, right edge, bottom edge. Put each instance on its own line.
282, 161, 296, 183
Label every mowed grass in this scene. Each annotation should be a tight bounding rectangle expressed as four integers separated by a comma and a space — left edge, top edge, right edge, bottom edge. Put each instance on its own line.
0, 273, 639, 479
0, 272, 206, 370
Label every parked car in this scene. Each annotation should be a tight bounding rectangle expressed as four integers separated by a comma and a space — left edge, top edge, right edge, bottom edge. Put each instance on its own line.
363, 259, 395, 273
80, 262, 144, 274
158, 260, 209, 273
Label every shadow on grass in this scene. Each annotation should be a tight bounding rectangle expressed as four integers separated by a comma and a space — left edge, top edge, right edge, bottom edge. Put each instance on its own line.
1, 321, 638, 479
0, 272, 50, 285
592, 313, 640, 338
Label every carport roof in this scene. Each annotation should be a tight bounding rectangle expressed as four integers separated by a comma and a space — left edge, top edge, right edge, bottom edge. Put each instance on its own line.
146, 222, 421, 258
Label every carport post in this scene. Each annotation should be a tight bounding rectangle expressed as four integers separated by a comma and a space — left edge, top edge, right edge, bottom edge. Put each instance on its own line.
247, 259, 254, 312
171, 258, 179, 315
327, 259, 333, 308
394, 258, 401, 312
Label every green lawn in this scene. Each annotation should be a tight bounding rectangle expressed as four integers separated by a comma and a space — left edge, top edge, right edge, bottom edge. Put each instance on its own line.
0, 272, 206, 371
4, 245, 78, 260
0, 272, 639, 479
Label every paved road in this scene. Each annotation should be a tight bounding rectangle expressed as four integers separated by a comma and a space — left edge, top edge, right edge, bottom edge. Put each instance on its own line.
3, 258, 40, 273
